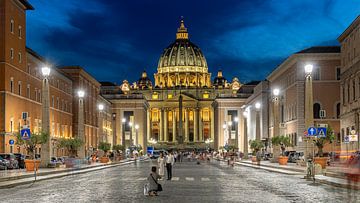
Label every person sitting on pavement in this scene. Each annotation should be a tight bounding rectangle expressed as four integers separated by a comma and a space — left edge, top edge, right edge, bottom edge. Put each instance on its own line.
147, 166, 161, 196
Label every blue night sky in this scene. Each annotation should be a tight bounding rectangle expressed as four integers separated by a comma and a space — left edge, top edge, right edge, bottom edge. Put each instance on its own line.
26, 0, 360, 84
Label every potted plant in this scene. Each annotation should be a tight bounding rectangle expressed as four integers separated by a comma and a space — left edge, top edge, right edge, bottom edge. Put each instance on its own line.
16, 132, 48, 171
98, 142, 111, 163
57, 137, 84, 168
314, 126, 335, 169
112, 145, 125, 161
249, 140, 264, 163
271, 135, 291, 165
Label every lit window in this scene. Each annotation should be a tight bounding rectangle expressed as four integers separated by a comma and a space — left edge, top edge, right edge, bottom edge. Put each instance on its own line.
152, 92, 158, 100
203, 92, 209, 99
27, 84, 30, 98
10, 19, 14, 33
52, 96, 54, 107
167, 94, 173, 99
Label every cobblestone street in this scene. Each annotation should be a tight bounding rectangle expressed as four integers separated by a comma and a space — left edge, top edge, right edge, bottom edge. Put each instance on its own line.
1, 160, 359, 203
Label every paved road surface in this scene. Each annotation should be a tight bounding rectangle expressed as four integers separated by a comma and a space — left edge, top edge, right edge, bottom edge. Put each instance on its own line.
1, 159, 359, 202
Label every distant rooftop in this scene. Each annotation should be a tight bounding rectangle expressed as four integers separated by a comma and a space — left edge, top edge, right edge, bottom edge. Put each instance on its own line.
296, 46, 340, 54
100, 82, 117, 86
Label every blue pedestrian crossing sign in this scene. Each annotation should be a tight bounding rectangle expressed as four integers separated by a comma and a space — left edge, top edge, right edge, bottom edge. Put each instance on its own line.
307, 127, 317, 136
317, 127, 327, 138
344, 135, 350, 143
20, 128, 31, 140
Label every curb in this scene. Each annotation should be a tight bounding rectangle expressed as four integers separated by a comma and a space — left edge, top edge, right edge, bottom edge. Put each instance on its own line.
235, 162, 303, 175
315, 176, 360, 190
0, 160, 135, 189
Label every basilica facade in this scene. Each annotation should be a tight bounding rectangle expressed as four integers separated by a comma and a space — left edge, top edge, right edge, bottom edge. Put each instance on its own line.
101, 20, 256, 151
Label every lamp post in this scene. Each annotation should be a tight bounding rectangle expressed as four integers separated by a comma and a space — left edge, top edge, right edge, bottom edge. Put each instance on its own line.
98, 104, 104, 144
122, 118, 126, 147
255, 102, 261, 141
40, 66, 51, 167
135, 124, 139, 146
77, 90, 85, 159
243, 110, 249, 159
304, 64, 314, 160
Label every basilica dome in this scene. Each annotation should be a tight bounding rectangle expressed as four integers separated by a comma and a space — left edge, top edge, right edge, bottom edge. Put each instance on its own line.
154, 19, 211, 87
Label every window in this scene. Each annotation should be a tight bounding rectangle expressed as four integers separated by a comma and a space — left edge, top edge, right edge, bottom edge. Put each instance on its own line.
27, 64, 31, 74
10, 118, 14, 132
52, 96, 54, 107
18, 81, 21, 95
10, 48, 14, 59
313, 66, 320, 80
353, 80, 356, 101
34, 89, 38, 101
38, 91, 41, 102
57, 98, 59, 109
18, 26, 22, 38
27, 84, 30, 98
18, 52, 22, 63
313, 103, 321, 119
10, 78, 14, 93
336, 68, 341, 80
10, 19, 14, 33
336, 103, 340, 119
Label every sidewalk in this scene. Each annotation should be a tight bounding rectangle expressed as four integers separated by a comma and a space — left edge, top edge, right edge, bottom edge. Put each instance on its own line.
236, 159, 360, 190
0, 159, 135, 189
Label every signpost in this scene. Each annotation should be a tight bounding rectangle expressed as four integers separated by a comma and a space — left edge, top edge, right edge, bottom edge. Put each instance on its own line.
20, 128, 31, 140
317, 127, 327, 138
307, 127, 317, 136
9, 139, 14, 145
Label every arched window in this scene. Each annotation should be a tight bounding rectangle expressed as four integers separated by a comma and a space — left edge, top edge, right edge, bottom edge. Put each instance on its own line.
313, 103, 321, 119
336, 103, 340, 119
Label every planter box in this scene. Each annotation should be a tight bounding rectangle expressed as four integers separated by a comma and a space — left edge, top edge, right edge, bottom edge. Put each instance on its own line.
24, 159, 41, 172
314, 157, 328, 169
278, 156, 288, 165
100, 157, 109, 163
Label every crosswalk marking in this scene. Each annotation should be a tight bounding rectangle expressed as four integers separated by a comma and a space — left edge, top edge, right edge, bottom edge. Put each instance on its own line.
136, 178, 147, 181
201, 177, 210, 181
172, 177, 180, 181
185, 177, 194, 181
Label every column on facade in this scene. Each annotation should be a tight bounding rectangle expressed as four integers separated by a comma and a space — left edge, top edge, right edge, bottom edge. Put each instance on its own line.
185, 108, 189, 142
210, 107, 215, 141
243, 114, 248, 159
194, 108, 199, 142
164, 109, 168, 142
147, 109, 151, 140
172, 110, 176, 142
255, 109, 261, 141
199, 109, 203, 142
159, 108, 163, 141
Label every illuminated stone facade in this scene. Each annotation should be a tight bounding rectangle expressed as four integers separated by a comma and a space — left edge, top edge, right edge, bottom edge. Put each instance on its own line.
101, 20, 254, 150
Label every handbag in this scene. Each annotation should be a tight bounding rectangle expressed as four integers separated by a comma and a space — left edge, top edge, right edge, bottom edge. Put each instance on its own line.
143, 183, 149, 195
151, 174, 163, 192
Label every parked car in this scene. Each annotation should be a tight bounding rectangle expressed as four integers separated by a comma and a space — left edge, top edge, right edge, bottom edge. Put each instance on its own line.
0, 156, 10, 170
263, 153, 273, 160
287, 151, 304, 163
0, 153, 19, 169
13, 153, 26, 169
150, 150, 168, 159
35, 154, 41, 159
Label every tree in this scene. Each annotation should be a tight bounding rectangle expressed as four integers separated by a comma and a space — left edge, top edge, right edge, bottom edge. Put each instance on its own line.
16, 132, 48, 159
57, 138, 84, 158
249, 140, 264, 155
271, 135, 291, 156
315, 126, 335, 157
112, 144, 125, 153
98, 142, 111, 157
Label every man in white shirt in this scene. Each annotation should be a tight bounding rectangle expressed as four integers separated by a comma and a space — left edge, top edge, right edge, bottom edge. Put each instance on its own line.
165, 152, 175, 180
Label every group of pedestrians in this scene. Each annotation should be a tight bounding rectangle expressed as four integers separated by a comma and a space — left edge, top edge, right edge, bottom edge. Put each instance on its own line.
146, 151, 175, 196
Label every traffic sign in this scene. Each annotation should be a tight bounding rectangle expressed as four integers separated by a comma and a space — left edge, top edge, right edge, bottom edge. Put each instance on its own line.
344, 135, 350, 143
20, 128, 31, 140
22, 112, 28, 120
307, 127, 317, 136
9, 139, 14, 145
317, 127, 327, 138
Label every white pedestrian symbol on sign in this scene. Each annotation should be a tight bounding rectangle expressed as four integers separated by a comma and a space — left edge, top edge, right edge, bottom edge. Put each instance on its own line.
23, 131, 29, 139
318, 129, 325, 137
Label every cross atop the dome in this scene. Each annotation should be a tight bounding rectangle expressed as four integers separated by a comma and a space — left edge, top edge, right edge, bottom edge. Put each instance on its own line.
176, 17, 188, 40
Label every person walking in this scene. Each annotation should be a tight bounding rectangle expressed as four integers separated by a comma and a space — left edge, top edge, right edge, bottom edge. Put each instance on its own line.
157, 152, 165, 179
147, 166, 162, 196
165, 152, 175, 180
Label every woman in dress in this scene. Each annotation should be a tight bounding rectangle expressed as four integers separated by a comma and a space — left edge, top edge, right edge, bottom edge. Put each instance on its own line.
157, 152, 165, 178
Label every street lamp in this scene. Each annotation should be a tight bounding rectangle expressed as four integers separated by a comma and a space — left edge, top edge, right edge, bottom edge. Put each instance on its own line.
77, 89, 85, 159
255, 102, 261, 141
304, 64, 314, 161
98, 104, 105, 143
40, 66, 51, 167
